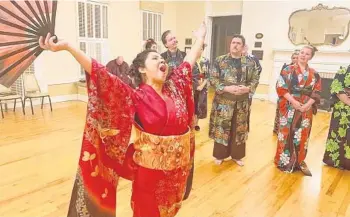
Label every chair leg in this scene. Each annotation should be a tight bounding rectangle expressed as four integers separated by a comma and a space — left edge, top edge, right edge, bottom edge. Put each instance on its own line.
29, 98, 34, 115
41, 97, 44, 109
13, 99, 17, 112
48, 96, 52, 112
0, 101, 3, 119
24, 97, 27, 114
20, 98, 25, 115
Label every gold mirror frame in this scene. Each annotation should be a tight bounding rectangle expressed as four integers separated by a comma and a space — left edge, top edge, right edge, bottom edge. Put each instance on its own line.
288, 3, 350, 46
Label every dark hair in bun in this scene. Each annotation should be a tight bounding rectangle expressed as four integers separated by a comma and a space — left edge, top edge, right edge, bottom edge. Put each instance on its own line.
129, 49, 157, 87
145, 38, 157, 50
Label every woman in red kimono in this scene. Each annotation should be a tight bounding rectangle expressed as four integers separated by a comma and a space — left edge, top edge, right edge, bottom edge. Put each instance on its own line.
39, 23, 207, 217
274, 45, 321, 176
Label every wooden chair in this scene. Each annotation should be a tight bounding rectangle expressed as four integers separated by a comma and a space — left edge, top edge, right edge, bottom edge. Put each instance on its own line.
23, 72, 52, 115
0, 84, 25, 118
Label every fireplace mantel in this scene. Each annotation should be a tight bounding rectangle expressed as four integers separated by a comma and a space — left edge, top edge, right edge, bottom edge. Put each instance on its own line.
268, 48, 350, 104
271, 48, 350, 70
272, 48, 350, 54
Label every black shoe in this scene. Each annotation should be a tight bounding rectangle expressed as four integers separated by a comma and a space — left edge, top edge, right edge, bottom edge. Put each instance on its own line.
299, 161, 312, 176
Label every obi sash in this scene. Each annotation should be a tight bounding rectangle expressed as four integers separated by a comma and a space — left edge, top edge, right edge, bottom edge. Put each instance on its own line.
132, 127, 191, 171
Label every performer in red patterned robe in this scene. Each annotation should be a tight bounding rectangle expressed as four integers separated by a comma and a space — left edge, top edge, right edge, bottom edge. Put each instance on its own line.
39, 22, 207, 217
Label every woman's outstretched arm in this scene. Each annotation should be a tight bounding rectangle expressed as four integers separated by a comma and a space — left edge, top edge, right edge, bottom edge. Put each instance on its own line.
39, 33, 92, 74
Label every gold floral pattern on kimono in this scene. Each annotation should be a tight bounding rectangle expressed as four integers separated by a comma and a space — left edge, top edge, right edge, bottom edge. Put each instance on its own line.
133, 126, 191, 170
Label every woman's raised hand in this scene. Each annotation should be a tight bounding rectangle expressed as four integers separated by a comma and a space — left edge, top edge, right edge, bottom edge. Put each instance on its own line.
39, 33, 69, 52
193, 21, 207, 40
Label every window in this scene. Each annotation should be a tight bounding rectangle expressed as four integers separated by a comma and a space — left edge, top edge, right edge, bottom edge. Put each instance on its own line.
141, 11, 162, 52
77, 1, 109, 77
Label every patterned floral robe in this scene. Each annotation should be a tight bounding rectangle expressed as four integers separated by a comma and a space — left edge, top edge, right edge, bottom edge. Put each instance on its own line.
323, 66, 350, 170
67, 59, 195, 217
192, 56, 210, 119
274, 64, 321, 172
209, 54, 260, 159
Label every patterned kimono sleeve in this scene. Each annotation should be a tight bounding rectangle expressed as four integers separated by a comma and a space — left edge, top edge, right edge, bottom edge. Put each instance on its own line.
170, 61, 196, 159
247, 61, 261, 95
85, 59, 135, 169
173, 61, 195, 125
253, 56, 262, 75
330, 67, 347, 95
276, 67, 291, 97
310, 71, 322, 104
209, 57, 223, 92
67, 59, 135, 217
171, 61, 193, 89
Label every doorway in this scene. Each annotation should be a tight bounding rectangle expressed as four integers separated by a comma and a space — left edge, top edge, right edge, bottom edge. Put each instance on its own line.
210, 15, 242, 63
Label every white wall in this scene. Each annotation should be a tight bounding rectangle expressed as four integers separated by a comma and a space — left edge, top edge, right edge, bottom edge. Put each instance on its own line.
175, 1, 206, 51
35, 1, 80, 91
241, 0, 350, 88
108, 1, 141, 64
28, 0, 350, 101
34, 0, 178, 93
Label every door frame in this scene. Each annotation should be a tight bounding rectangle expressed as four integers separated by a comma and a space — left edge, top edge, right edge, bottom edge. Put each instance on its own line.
204, 13, 242, 62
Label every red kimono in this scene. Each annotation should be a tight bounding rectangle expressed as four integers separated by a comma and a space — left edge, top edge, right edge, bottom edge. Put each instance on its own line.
274, 64, 321, 173
67, 59, 195, 217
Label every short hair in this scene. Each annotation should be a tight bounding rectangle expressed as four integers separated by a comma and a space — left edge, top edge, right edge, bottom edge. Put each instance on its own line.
232, 34, 246, 46
161, 30, 171, 46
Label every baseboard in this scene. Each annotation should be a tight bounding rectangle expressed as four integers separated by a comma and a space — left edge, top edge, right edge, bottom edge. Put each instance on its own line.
2, 94, 78, 109
1, 93, 269, 109
78, 94, 88, 103
51, 94, 78, 103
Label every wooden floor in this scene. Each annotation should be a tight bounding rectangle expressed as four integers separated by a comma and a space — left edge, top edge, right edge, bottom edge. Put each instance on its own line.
1, 97, 349, 217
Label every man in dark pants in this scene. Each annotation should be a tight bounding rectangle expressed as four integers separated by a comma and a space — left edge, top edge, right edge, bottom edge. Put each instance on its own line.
209, 35, 260, 167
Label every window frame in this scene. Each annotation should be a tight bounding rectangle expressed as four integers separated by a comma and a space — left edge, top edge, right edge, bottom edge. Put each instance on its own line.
140, 10, 163, 52
77, 0, 109, 78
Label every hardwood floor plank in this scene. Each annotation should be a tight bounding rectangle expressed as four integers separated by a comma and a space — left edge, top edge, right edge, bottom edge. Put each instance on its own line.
1, 97, 349, 217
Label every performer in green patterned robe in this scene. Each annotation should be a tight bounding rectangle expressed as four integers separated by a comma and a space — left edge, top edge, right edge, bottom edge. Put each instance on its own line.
209, 35, 260, 166
323, 66, 350, 170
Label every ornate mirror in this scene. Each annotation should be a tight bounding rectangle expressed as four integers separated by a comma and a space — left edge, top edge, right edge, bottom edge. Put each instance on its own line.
288, 4, 350, 46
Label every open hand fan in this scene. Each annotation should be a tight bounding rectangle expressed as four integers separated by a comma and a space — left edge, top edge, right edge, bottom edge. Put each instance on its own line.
0, 0, 57, 87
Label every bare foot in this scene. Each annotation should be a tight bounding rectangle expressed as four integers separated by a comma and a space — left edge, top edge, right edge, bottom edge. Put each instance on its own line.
232, 159, 244, 166
214, 159, 224, 165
